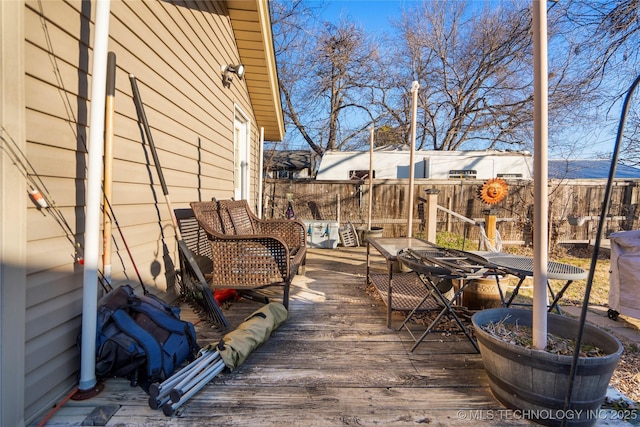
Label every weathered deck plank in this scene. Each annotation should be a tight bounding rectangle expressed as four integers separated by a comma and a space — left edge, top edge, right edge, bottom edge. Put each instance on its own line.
36, 247, 534, 426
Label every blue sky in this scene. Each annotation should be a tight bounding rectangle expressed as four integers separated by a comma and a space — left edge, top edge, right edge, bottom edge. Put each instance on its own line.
319, 0, 499, 32
320, 0, 411, 32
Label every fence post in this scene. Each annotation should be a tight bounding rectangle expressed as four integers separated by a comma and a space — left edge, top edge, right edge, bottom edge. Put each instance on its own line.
425, 189, 440, 243
482, 208, 499, 250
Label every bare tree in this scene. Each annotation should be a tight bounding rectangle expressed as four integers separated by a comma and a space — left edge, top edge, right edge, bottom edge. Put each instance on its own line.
560, 0, 639, 86
619, 110, 640, 166
373, 1, 590, 153
369, 1, 533, 151
271, 1, 380, 156
270, 0, 637, 159
557, 0, 640, 164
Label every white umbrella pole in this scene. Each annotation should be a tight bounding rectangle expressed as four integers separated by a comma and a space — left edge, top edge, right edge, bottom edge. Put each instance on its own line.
367, 127, 374, 231
407, 81, 420, 237
79, 0, 111, 392
532, 0, 549, 350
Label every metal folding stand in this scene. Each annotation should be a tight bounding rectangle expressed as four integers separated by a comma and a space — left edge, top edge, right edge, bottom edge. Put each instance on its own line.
147, 349, 226, 415
403, 272, 480, 353
396, 248, 499, 353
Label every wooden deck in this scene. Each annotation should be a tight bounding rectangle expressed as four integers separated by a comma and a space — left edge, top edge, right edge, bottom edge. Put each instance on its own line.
37, 247, 534, 426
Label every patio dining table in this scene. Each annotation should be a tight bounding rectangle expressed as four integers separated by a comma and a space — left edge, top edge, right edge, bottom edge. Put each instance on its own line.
482, 253, 588, 314
365, 238, 587, 352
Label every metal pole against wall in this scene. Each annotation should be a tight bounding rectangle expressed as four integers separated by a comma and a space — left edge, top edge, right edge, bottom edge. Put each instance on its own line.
130, 74, 181, 240
368, 127, 374, 231
102, 52, 116, 287
258, 127, 264, 218
407, 81, 419, 237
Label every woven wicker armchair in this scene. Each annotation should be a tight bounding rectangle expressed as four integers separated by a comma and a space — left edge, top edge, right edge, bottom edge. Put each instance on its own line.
189, 199, 307, 309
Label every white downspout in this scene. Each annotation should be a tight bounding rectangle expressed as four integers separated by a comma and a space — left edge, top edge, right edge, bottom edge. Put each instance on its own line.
78, 0, 111, 392
258, 127, 264, 218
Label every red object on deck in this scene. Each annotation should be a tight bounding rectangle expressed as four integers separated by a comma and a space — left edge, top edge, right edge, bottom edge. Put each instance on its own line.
214, 288, 239, 306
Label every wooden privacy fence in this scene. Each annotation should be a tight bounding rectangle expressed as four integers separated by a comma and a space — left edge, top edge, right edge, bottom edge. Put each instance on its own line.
262, 178, 640, 247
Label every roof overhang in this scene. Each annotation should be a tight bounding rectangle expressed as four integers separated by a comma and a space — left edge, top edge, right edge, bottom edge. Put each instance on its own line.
226, 0, 284, 141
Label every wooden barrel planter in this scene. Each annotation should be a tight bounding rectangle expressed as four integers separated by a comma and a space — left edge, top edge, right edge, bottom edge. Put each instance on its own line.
472, 308, 623, 427
462, 276, 505, 310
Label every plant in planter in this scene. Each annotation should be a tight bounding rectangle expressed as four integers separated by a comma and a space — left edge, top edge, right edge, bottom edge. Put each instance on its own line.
472, 308, 623, 427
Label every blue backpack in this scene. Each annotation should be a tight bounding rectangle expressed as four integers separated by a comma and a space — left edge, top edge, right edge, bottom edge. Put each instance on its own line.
94, 285, 199, 389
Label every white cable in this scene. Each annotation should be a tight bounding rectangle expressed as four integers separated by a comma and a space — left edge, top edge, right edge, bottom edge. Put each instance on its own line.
479, 223, 502, 252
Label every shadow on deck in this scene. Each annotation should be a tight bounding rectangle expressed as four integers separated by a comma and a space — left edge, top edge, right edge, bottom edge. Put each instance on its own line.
37, 247, 537, 426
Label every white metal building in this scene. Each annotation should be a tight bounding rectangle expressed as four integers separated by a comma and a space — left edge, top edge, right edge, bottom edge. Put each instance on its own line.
315, 149, 534, 180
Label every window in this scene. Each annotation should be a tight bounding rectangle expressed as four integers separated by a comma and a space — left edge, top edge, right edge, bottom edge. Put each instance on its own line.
349, 170, 375, 180
234, 107, 250, 200
448, 169, 477, 179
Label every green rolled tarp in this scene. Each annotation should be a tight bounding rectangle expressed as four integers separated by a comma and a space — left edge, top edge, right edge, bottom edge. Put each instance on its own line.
205, 302, 288, 370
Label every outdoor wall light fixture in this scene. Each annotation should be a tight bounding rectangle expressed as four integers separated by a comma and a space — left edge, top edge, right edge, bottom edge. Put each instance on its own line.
222, 63, 245, 86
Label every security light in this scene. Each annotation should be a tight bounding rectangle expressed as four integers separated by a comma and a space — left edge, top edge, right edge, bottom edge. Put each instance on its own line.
222, 63, 245, 86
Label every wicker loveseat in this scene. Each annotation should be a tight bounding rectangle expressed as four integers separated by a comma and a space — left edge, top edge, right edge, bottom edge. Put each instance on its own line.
189, 199, 307, 310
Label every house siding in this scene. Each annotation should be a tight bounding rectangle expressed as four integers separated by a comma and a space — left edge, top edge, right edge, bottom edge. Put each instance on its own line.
19, 0, 264, 423
1, 1, 28, 425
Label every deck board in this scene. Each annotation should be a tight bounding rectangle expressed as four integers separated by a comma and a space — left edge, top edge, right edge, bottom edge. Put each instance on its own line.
36, 247, 534, 426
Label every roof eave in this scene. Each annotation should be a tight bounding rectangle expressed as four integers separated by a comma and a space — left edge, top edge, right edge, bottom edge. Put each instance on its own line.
226, 0, 284, 141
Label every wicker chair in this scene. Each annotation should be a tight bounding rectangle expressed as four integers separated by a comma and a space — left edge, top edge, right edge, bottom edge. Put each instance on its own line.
190, 199, 307, 309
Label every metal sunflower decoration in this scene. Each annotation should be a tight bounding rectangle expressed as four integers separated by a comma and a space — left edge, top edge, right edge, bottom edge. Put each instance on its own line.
478, 178, 508, 205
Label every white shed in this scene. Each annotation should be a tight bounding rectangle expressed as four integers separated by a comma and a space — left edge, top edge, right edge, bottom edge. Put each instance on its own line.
315, 149, 534, 180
